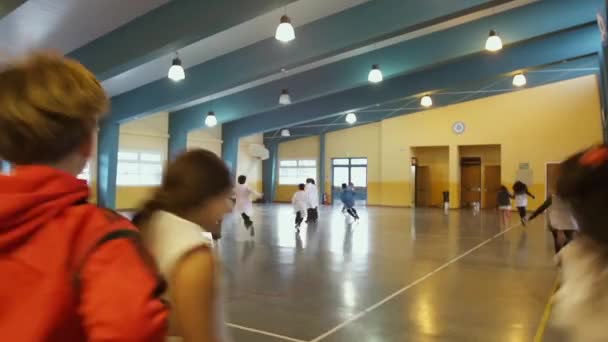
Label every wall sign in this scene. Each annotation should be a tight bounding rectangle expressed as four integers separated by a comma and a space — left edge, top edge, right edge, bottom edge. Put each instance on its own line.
452, 121, 466, 135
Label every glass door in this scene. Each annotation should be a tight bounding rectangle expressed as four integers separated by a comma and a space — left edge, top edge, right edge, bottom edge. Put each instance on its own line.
332, 158, 368, 205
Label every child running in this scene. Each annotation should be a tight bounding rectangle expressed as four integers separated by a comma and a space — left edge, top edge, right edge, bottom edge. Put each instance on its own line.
513, 181, 535, 226
292, 183, 308, 232
305, 178, 319, 223
234, 175, 261, 234
340, 183, 360, 221
497, 185, 514, 225
134, 149, 234, 341
553, 145, 608, 341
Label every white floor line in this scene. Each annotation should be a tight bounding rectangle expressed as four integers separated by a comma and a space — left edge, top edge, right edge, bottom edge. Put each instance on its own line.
227, 323, 307, 342
310, 224, 521, 342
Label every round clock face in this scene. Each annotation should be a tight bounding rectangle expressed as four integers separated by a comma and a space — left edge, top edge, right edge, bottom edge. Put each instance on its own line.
452, 121, 465, 135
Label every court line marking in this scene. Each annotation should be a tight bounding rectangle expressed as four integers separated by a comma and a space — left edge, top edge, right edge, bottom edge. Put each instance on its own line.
227, 323, 307, 342
533, 279, 559, 342
310, 224, 521, 342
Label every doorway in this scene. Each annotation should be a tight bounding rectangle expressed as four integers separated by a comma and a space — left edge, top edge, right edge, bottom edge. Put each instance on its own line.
461, 157, 481, 208
415, 166, 431, 207
484, 165, 501, 208
332, 158, 368, 205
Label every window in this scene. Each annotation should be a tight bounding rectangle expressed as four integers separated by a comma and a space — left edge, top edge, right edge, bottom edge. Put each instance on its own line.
117, 151, 164, 186
279, 159, 317, 185
77, 162, 91, 182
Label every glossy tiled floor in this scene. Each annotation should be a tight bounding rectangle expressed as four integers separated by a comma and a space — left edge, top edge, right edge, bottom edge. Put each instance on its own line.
215, 205, 558, 342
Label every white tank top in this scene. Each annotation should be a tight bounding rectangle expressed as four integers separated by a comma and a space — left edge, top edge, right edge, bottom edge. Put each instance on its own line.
140, 210, 228, 341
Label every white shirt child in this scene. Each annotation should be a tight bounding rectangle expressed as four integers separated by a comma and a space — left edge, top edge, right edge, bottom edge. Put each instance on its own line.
292, 190, 308, 214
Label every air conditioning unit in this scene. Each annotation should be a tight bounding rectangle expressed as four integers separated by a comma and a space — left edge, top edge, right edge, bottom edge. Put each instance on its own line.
248, 144, 269, 160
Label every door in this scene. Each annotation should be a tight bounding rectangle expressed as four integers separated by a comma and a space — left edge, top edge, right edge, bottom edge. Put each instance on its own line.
546, 163, 560, 196
484, 165, 501, 208
461, 161, 481, 208
415, 166, 431, 207
332, 158, 368, 204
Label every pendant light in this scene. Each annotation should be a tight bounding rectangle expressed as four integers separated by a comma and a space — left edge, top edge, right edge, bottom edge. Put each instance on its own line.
420, 95, 433, 108
368, 64, 383, 83
168, 53, 185, 81
280, 129, 291, 137
485, 30, 503, 52
275, 15, 295, 42
205, 111, 217, 127
345, 112, 357, 124
512, 73, 527, 87
279, 89, 292, 105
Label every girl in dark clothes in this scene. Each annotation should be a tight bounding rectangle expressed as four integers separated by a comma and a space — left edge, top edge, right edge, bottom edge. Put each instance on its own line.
497, 185, 514, 225
513, 181, 535, 226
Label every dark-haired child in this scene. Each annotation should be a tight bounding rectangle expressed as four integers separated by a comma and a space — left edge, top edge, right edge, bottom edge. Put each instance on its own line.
513, 181, 535, 226
292, 183, 308, 232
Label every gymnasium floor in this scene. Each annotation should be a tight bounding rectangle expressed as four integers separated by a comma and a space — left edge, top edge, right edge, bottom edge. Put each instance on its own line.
216, 205, 558, 342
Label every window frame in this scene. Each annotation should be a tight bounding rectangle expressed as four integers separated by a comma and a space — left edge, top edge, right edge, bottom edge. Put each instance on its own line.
117, 150, 164, 186
278, 159, 318, 185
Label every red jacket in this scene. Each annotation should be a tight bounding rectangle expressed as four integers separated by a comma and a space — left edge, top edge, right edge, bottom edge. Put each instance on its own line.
0, 166, 168, 341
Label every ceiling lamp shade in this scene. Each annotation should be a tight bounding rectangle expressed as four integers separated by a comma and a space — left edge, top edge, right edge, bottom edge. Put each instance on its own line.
485, 30, 503, 52
168, 55, 185, 81
205, 111, 217, 127
280, 129, 291, 137
279, 89, 292, 105
420, 95, 433, 108
345, 112, 357, 124
512, 73, 527, 87
368, 64, 383, 83
275, 15, 295, 42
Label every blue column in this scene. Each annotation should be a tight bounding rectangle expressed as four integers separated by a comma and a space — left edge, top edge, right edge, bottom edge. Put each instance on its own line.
599, 2, 608, 142
263, 141, 278, 203
97, 121, 119, 209
168, 125, 188, 160
319, 133, 326, 204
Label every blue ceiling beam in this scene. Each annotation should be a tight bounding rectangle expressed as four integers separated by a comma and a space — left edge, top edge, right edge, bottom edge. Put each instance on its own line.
0, 0, 25, 19
107, 0, 509, 123
68, 0, 297, 80
268, 57, 599, 141
223, 24, 599, 141
168, 0, 600, 133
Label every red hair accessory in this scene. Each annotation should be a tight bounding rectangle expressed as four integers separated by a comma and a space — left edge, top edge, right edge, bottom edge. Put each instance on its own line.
580, 146, 608, 167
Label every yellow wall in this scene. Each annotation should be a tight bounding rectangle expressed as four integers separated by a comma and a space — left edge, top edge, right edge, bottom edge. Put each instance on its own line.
276, 75, 603, 209
276, 136, 320, 201
412, 146, 449, 207
380, 75, 602, 208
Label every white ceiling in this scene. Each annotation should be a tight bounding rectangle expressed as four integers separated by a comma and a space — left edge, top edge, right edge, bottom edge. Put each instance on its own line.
0, 0, 169, 60
101, 0, 371, 96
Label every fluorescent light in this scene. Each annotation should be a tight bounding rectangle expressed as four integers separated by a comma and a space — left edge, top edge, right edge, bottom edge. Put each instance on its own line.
345, 112, 357, 124
275, 15, 295, 42
368, 64, 383, 83
485, 30, 503, 52
205, 111, 217, 127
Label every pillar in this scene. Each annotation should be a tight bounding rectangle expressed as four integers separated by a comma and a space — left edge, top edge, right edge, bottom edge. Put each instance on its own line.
448, 145, 460, 209
263, 141, 278, 203
168, 129, 188, 160
222, 136, 239, 173
598, 2, 608, 142
97, 121, 119, 209
319, 133, 326, 204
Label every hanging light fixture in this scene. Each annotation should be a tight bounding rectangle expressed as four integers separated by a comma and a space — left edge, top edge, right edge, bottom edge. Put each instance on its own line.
420, 95, 433, 108
275, 15, 295, 42
205, 111, 217, 127
168, 53, 185, 81
279, 89, 292, 105
280, 129, 291, 137
512, 73, 527, 87
368, 64, 383, 83
485, 30, 503, 52
345, 112, 357, 124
